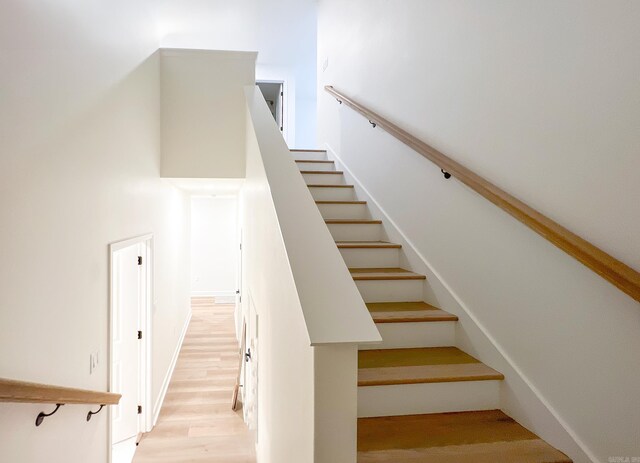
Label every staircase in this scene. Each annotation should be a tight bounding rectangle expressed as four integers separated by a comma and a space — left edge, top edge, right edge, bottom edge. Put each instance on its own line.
292, 149, 572, 463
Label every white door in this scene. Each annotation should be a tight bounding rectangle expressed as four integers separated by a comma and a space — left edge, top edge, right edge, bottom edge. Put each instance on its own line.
111, 244, 141, 462
235, 232, 243, 340
275, 83, 283, 130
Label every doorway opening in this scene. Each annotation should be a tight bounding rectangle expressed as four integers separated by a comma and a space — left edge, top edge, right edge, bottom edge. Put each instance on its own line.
257, 81, 285, 133
189, 191, 246, 405
109, 234, 152, 463
190, 195, 239, 305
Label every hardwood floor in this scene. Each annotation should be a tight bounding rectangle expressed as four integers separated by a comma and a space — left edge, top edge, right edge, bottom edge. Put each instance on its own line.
133, 298, 256, 463
358, 411, 572, 463
358, 347, 504, 386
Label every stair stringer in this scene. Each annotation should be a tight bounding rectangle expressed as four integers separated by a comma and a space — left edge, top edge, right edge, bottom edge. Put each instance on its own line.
324, 143, 594, 463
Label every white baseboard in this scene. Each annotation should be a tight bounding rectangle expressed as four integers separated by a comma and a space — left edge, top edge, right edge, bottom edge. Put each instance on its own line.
191, 291, 216, 297
153, 310, 192, 426
191, 290, 236, 303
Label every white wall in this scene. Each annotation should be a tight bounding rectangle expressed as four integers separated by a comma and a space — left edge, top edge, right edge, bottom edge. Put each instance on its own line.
190, 196, 239, 300
318, 1, 640, 462
242, 94, 316, 463
0, 2, 190, 462
157, 0, 318, 148
161, 49, 257, 178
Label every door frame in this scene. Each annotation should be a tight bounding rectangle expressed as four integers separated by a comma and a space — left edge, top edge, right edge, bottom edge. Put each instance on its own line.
235, 228, 243, 341
256, 79, 287, 140
108, 233, 154, 462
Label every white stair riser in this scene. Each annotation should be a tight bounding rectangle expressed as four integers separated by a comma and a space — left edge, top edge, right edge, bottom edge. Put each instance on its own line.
359, 322, 455, 350
317, 203, 369, 220
357, 380, 500, 417
355, 279, 423, 302
302, 173, 345, 185
296, 162, 335, 171
309, 187, 356, 201
339, 247, 400, 268
290, 151, 327, 161
327, 223, 382, 242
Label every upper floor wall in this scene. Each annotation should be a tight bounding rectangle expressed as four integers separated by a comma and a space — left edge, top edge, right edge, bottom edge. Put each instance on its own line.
160, 49, 257, 178
317, 0, 640, 269
157, 0, 318, 148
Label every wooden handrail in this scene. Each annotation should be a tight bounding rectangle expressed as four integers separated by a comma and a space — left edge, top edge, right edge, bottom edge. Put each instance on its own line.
325, 85, 640, 303
0, 378, 121, 405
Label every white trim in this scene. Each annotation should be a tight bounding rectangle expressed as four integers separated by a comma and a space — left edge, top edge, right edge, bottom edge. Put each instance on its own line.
140, 239, 153, 433
257, 79, 289, 145
111, 436, 137, 463
255, 66, 296, 146
191, 291, 216, 297
110, 233, 153, 252
191, 290, 236, 302
191, 290, 235, 297
236, 228, 243, 342
108, 233, 153, 463
324, 143, 597, 463
160, 48, 258, 61
153, 310, 192, 426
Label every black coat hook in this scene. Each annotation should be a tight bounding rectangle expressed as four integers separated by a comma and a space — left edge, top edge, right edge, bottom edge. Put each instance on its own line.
36, 403, 63, 427
87, 404, 105, 422
441, 169, 451, 179
368, 120, 377, 128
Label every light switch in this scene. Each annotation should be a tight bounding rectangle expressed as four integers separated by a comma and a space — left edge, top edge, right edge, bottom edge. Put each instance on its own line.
89, 352, 99, 374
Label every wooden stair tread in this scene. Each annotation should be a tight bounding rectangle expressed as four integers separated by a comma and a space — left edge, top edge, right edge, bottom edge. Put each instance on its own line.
350, 267, 426, 280
358, 410, 572, 462
317, 200, 367, 205
366, 302, 457, 323
337, 241, 400, 249
295, 159, 334, 163
307, 184, 354, 188
300, 170, 343, 174
290, 149, 326, 152
358, 347, 503, 386
327, 219, 382, 225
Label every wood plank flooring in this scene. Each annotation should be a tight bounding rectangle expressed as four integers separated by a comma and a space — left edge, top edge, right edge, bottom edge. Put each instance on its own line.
133, 298, 256, 463
358, 411, 572, 463
349, 268, 427, 280
366, 302, 459, 323
358, 347, 504, 386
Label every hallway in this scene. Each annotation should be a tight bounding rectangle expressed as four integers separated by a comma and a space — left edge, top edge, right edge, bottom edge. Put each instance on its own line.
134, 298, 255, 463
